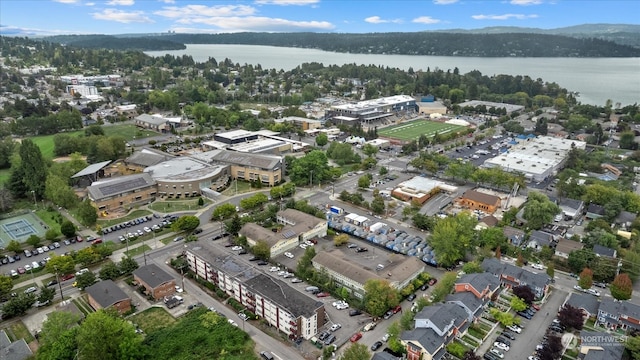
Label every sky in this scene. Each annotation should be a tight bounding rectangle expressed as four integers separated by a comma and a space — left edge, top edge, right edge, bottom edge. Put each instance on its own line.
0, 0, 638, 36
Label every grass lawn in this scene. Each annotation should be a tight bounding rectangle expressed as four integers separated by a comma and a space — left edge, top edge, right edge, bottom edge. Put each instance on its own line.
29, 130, 84, 160
96, 209, 152, 228
378, 119, 465, 142
103, 125, 158, 141
35, 208, 64, 234
2, 321, 35, 343
129, 306, 176, 334
221, 180, 255, 196
148, 199, 208, 213
73, 296, 95, 316
124, 244, 151, 258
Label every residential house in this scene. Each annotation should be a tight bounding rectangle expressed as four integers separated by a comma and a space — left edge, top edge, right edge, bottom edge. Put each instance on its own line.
554, 238, 584, 259
526, 230, 557, 251
455, 190, 501, 214
184, 242, 325, 340
558, 198, 584, 219
503, 226, 525, 246
579, 331, 625, 360
85, 280, 132, 314
401, 302, 471, 360
0, 329, 33, 360
133, 264, 176, 301
312, 249, 425, 299
454, 272, 501, 300
595, 298, 640, 331
481, 258, 551, 299
585, 203, 605, 220
593, 244, 617, 258
446, 292, 486, 319
372, 352, 403, 360
563, 293, 599, 321
475, 215, 499, 230
615, 210, 637, 230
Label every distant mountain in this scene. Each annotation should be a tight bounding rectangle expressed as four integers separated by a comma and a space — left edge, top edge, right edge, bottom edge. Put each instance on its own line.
434, 24, 640, 48
41, 34, 185, 51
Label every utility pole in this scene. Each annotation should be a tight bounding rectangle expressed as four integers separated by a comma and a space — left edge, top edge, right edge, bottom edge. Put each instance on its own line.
55, 266, 64, 300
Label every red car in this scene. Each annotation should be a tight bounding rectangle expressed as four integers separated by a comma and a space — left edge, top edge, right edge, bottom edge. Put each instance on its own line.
92, 238, 103, 245
61, 273, 75, 281
76, 235, 84, 242
428, 278, 437, 286
316, 292, 330, 298
392, 305, 402, 314
532, 304, 541, 311
350, 332, 362, 342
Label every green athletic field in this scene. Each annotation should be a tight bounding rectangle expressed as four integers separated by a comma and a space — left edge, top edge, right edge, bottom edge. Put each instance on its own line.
378, 120, 465, 142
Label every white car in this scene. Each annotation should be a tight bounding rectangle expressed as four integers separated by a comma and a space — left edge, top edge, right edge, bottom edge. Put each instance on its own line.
284, 252, 294, 259
332, 301, 347, 308
493, 342, 510, 352
37, 247, 44, 254
269, 267, 279, 272
507, 325, 521, 334
231, 246, 243, 251
304, 240, 314, 246
299, 244, 307, 249
382, 333, 390, 342
330, 323, 342, 332
175, 286, 183, 293
143, 227, 151, 233
489, 348, 505, 358
531, 263, 545, 270
574, 285, 586, 292
587, 288, 601, 297
24, 264, 32, 271
277, 271, 287, 276
336, 303, 349, 310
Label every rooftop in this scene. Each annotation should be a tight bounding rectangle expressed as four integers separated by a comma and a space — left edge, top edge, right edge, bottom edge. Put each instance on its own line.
193, 149, 283, 171
214, 129, 254, 141
460, 189, 501, 205
87, 173, 155, 201
125, 148, 175, 168
85, 280, 130, 308
133, 264, 175, 289
244, 274, 323, 318
71, 160, 112, 178
331, 95, 415, 112
144, 157, 226, 182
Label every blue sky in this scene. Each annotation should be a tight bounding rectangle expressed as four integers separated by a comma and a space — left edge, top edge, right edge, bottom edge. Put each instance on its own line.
0, 0, 638, 36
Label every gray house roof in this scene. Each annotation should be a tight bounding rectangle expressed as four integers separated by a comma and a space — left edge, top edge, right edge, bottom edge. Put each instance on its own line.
0, 330, 32, 360
580, 331, 624, 360
564, 293, 599, 316
205, 149, 282, 170
87, 173, 155, 201
456, 272, 500, 295
446, 292, 485, 318
528, 230, 556, 248
133, 264, 175, 289
503, 226, 525, 246
615, 210, 637, 226
598, 298, 640, 329
125, 148, 175, 167
586, 203, 605, 217
481, 258, 550, 296
414, 302, 470, 334
244, 274, 323, 318
593, 244, 616, 258
559, 198, 584, 211
85, 280, 130, 309
136, 113, 169, 126
372, 351, 402, 360
401, 327, 446, 355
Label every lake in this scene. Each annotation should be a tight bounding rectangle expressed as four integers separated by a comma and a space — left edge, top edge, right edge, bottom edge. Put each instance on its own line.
146, 44, 640, 106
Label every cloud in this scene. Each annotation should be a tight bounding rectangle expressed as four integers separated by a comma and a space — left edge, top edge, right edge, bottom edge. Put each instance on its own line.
510, 0, 543, 5
106, 0, 134, 5
472, 13, 538, 20
92, 9, 154, 23
433, 0, 459, 4
172, 16, 333, 32
254, 0, 319, 5
158, 0, 175, 3
412, 16, 441, 24
364, 16, 402, 24
53, 0, 80, 3
154, 4, 257, 19
0, 24, 87, 36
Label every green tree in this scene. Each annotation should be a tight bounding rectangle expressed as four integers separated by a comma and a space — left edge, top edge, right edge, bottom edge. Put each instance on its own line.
38, 286, 56, 304
239, 193, 268, 210
45, 254, 76, 276
99, 262, 122, 281
45, 175, 78, 209
211, 203, 237, 220
430, 213, 477, 268
38, 311, 82, 358
60, 220, 77, 238
75, 247, 101, 266
1, 293, 36, 317
522, 192, 561, 229
567, 249, 596, 273
26, 234, 41, 248
357, 175, 371, 189
626, 335, 640, 360
77, 310, 143, 360
461, 262, 483, 274
225, 214, 243, 235
362, 144, 378, 157
619, 131, 638, 150
489, 308, 518, 327
119, 257, 139, 275
430, 272, 457, 303
289, 150, 336, 186
0, 275, 13, 300
340, 343, 370, 360
510, 297, 528, 312
75, 271, 97, 290
13, 139, 48, 198
546, 263, 555, 278
447, 341, 467, 358
364, 279, 399, 317
578, 268, 594, 289
610, 273, 633, 300
45, 229, 58, 241
6, 239, 21, 253
77, 199, 98, 226
334, 233, 349, 247
371, 195, 385, 215
476, 227, 507, 249
316, 132, 328, 147
296, 246, 316, 280
171, 215, 200, 233
252, 240, 271, 260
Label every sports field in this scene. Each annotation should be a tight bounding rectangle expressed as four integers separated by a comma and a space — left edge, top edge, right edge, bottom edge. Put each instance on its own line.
0, 212, 48, 247
378, 120, 465, 142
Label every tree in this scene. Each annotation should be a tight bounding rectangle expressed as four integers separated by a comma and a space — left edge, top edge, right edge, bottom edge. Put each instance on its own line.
510, 297, 528, 312
77, 199, 98, 226
6, 239, 21, 253
75, 271, 96, 290
171, 215, 200, 233
75, 247, 101, 266
0, 186, 14, 212
557, 304, 584, 330
626, 335, 640, 360
534, 117, 548, 135
430, 213, 477, 268
489, 308, 517, 326
211, 203, 237, 220
38, 311, 82, 359
252, 240, 271, 260
316, 132, 328, 147
12, 139, 48, 198
45, 254, 76, 276
26, 234, 42, 248
412, 213, 435, 231
567, 249, 596, 273
45, 175, 78, 209
357, 175, 371, 189
446, 341, 467, 358
0, 275, 13, 300
620, 131, 638, 150
610, 273, 633, 300
362, 144, 378, 157
461, 262, 483, 274
119, 257, 139, 275
1, 293, 36, 318
578, 268, 594, 290
38, 286, 56, 304
364, 279, 399, 317
430, 271, 457, 303
476, 227, 507, 249
99, 262, 122, 281
334, 233, 349, 247
522, 192, 561, 229
224, 214, 242, 235
512, 285, 535, 304
60, 220, 77, 238
340, 343, 370, 360
296, 246, 316, 280
239, 193, 269, 210
546, 263, 555, 278
77, 310, 143, 360
289, 150, 336, 186
371, 195, 385, 215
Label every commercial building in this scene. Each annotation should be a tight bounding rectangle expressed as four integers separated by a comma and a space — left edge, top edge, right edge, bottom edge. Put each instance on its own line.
483, 136, 587, 182
193, 149, 284, 186
125, 148, 176, 172
312, 249, 425, 299
85, 280, 132, 315
184, 243, 325, 340
133, 264, 176, 301
276, 116, 322, 130
86, 173, 156, 212
134, 114, 172, 133
326, 95, 417, 125
455, 190, 501, 214
202, 129, 307, 154
115, 104, 137, 120
144, 156, 229, 198
66, 84, 99, 97
392, 177, 458, 205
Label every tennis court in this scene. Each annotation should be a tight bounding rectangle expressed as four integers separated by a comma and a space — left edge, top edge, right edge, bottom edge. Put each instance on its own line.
0, 212, 48, 247
378, 120, 465, 142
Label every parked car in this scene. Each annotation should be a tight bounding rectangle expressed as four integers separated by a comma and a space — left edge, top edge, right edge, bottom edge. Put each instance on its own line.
61, 273, 75, 281
489, 348, 505, 359
284, 252, 294, 259
330, 323, 341, 332
371, 341, 383, 351
46, 280, 58, 287
316, 292, 330, 298
496, 337, 511, 346
531, 263, 545, 270
382, 333, 390, 342
428, 278, 437, 286
406, 293, 416, 301
173, 236, 184, 242
350, 333, 362, 342
24, 286, 37, 294
493, 342, 510, 352
501, 332, 516, 340
349, 309, 362, 316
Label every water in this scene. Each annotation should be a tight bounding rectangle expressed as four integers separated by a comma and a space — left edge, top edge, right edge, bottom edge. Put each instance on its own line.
146, 44, 640, 106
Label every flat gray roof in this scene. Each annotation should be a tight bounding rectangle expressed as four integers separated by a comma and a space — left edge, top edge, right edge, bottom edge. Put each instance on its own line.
87, 173, 155, 200
72, 160, 112, 178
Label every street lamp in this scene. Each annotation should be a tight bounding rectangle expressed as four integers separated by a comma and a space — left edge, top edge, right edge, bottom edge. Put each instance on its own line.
54, 265, 64, 300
